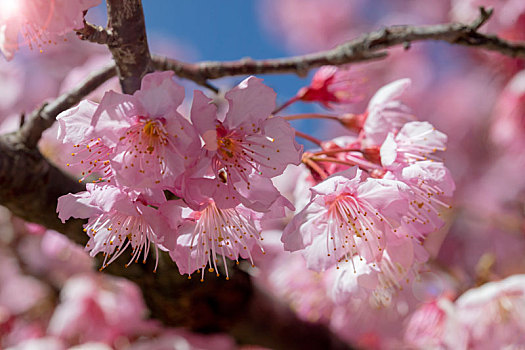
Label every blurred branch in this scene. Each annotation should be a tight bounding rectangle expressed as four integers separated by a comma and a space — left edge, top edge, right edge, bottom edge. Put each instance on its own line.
153, 7, 524, 81
18, 64, 116, 148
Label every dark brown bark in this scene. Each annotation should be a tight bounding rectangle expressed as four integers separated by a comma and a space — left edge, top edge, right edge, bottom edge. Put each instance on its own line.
106, 0, 152, 94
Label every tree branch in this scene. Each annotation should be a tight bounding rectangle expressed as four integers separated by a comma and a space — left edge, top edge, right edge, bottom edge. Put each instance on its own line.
4, 6, 522, 350
0, 1, 354, 348
0, 134, 86, 243
18, 64, 116, 148
153, 7, 524, 81
106, 0, 152, 94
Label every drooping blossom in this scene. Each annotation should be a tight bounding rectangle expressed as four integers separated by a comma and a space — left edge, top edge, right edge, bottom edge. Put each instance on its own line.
57, 183, 173, 271
0, 0, 101, 60
361, 78, 416, 146
282, 167, 410, 271
160, 199, 266, 281
187, 76, 302, 211
295, 66, 365, 109
380, 121, 447, 169
57, 71, 200, 189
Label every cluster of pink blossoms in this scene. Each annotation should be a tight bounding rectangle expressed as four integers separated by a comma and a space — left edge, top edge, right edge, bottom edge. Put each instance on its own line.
56, 67, 454, 296
0, 0, 100, 60
56, 71, 302, 280
281, 73, 455, 304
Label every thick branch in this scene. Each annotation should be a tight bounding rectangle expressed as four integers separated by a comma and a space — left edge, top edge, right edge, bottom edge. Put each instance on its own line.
0, 134, 86, 243
18, 64, 116, 149
153, 8, 524, 81
106, 0, 152, 94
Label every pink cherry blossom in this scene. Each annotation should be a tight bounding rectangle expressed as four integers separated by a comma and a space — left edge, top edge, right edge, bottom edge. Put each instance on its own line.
332, 236, 429, 306
395, 161, 455, 237
455, 274, 525, 349
57, 100, 113, 183
361, 79, 416, 146
188, 76, 302, 211
295, 66, 365, 109
404, 298, 468, 349
48, 274, 159, 345
57, 183, 173, 271
160, 200, 265, 281
15, 230, 93, 284
380, 121, 447, 168
282, 167, 410, 271
0, 0, 101, 60
57, 71, 200, 189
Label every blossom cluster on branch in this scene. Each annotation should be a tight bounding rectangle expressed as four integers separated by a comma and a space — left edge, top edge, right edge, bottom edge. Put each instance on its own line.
53, 65, 455, 306
56, 72, 303, 280
1, 0, 525, 349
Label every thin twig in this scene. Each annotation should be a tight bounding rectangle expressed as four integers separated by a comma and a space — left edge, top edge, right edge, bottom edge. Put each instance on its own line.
151, 55, 219, 93
310, 156, 382, 172
76, 20, 117, 45
152, 8, 524, 82
295, 130, 323, 146
313, 147, 363, 156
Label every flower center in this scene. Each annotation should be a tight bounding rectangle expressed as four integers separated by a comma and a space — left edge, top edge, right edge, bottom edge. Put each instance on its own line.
217, 136, 237, 158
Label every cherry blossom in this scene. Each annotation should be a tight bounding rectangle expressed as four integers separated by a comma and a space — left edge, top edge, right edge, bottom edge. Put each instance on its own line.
58, 71, 200, 189
403, 298, 468, 349
0, 0, 101, 60
188, 77, 302, 211
57, 183, 173, 271
456, 274, 525, 348
48, 274, 159, 344
295, 66, 365, 109
380, 121, 447, 168
57, 100, 113, 183
160, 200, 265, 281
361, 79, 416, 146
333, 237, 426, 306
394, 161, 455, 237
282, 167, 410, 271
